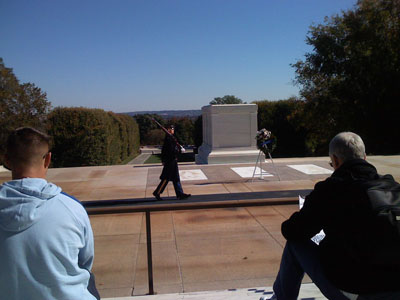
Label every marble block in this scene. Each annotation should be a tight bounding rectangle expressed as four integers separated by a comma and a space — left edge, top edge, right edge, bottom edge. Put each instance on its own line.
195, 104, 261, 164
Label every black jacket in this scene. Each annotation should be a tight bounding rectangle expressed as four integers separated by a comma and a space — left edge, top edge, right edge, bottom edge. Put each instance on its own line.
160, 134, 181, 181
282, 159, 400, 294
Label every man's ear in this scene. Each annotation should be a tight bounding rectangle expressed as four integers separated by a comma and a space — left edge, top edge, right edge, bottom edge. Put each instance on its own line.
44, 152, 51, 169
332, 154, 343, 169
3, 154, 12, 171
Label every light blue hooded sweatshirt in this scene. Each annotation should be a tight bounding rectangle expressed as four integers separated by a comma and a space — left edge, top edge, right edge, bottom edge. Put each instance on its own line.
0, 178, 96, 300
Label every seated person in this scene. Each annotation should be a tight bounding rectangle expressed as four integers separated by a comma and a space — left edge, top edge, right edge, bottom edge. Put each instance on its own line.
0, 127, 100, 299
263, 132, 400, 300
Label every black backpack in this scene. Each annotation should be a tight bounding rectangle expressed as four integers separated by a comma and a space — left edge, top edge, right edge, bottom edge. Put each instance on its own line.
357, 174, 400, 237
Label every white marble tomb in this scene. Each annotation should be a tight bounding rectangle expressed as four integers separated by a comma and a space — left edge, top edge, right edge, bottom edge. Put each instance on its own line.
195, 104, 261, 164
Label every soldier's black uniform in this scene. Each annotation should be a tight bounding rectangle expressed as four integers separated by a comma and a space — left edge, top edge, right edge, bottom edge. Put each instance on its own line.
153, 130, 191, 201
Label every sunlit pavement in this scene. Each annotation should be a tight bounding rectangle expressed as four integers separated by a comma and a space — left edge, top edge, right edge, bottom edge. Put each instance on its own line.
104, 283, 327, 300
1, 155, 398, 298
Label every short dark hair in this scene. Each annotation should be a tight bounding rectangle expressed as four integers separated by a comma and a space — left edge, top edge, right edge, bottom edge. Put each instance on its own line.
6, 127, 51, 167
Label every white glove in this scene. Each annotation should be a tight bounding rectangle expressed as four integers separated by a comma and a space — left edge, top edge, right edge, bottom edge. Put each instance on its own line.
180, 146, 186, 153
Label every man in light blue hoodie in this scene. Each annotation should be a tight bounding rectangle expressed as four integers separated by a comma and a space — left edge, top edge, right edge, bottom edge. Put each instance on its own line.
0, 127, 100, 300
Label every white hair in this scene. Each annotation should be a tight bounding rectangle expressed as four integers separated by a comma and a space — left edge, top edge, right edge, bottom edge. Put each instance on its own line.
329, 132, 366, 161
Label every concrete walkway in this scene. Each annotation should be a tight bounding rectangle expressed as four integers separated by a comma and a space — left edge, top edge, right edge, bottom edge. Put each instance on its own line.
128, 153, 152, 164
104, 283, 327, 300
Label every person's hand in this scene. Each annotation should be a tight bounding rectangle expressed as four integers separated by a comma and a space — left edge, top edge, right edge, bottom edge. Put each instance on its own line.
180, 146, 186, 153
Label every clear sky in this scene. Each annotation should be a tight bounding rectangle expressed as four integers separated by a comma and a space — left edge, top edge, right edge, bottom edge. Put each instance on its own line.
1, 0, 357, 113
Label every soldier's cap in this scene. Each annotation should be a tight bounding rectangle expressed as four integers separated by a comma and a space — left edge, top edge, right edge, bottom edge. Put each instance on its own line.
168, 124, 175, 129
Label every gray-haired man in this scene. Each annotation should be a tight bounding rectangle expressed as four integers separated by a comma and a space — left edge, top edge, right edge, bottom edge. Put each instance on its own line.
263, 132, 400, 300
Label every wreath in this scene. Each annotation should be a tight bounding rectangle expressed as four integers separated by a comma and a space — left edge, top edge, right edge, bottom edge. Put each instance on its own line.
256, 128, 277, 156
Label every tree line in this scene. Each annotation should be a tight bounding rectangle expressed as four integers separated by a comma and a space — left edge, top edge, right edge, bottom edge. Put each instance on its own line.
260, 0, 399, 156
0, 58, 140, 167
48, 108, 139, 167
291, 0, 400, 155
136, 0, 400, 157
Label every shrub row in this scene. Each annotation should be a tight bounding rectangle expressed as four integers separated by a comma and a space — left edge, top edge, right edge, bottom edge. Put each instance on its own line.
47, 107, 140, 167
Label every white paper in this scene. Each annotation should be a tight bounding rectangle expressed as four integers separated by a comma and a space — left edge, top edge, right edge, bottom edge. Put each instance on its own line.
299, 195, 325, 245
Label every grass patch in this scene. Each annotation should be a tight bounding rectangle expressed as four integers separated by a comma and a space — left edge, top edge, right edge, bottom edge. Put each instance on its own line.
144, 154, 162, 164
144, 153, 195, 164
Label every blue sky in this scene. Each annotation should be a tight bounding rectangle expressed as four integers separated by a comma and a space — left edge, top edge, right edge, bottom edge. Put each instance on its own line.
1, 0, 357, 113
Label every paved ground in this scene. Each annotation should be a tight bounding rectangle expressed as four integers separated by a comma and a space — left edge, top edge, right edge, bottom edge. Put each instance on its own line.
1, 155, 399, 299
104, 283, 327, 300
128, 153, 152, 164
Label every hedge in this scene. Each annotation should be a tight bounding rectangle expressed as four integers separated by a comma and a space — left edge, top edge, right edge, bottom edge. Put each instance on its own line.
255, 99, 308, 157
47, 107, 140, 167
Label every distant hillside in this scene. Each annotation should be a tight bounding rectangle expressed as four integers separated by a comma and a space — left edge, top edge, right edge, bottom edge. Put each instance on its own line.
123, 110, 202, 119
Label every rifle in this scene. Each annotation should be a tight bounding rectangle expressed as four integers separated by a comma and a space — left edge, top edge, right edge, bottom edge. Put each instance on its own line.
151, 118, 185, 152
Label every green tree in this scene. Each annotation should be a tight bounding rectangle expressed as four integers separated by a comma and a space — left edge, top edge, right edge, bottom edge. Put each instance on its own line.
292, 0, 400, 154
255, 98, 308, 157
48, 108, 114, 167
0, 58, 51, 161
209, 95, 244, 105
146, 129, 165, 145
134, 114, 165, 145
118, 114, 140, 158
171, 117, 194, 146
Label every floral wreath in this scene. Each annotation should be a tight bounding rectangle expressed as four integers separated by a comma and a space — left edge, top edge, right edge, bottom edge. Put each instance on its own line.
256, 128, 277, 155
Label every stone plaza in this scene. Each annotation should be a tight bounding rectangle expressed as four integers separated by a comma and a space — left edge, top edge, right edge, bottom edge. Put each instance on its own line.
1, 155, 399, 299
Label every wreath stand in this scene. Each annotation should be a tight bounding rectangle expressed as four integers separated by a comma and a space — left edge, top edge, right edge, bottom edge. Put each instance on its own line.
251, 146, 281, 182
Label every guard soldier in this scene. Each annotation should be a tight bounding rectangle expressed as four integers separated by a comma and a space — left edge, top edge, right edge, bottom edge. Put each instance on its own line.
153, 124, 191, 201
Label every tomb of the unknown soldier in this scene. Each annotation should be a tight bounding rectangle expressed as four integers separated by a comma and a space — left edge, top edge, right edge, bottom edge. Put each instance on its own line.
195, 104, 261, 164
